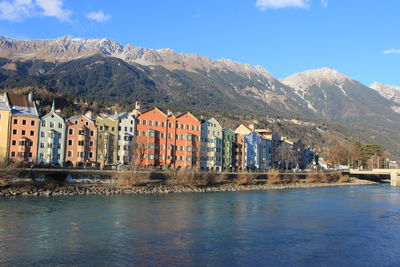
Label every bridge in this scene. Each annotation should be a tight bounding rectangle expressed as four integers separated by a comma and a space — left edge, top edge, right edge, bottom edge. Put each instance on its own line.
349, 169, 400, 186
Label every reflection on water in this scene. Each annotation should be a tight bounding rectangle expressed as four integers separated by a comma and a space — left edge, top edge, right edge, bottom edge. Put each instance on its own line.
1, 186, 400, 265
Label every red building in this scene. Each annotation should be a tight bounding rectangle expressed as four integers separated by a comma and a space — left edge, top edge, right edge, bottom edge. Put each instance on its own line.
7, 92, 39, 164
135, 107, 201, 169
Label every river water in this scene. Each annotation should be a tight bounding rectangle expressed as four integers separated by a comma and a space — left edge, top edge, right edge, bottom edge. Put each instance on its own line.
1, 185, 400, 266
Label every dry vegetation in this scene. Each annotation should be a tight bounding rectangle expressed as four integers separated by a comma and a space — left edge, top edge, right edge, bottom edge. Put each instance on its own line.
0, 163, 17, 186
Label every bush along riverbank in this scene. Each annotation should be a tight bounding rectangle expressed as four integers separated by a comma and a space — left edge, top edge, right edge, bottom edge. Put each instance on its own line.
0, 169, 378, 197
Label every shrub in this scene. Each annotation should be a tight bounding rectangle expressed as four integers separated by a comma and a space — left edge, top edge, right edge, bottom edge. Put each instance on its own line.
114, 171, 147, 186
0, 163, 17, 186
267, 170, 281, 184
232, 173, 256, 185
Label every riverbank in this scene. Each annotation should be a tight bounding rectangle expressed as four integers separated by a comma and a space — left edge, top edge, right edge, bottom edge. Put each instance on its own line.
0, 178, 378, 197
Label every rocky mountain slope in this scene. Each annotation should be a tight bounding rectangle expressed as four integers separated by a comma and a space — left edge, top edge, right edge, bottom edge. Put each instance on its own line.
0, 36, 399, 154
370, 82, 400, 105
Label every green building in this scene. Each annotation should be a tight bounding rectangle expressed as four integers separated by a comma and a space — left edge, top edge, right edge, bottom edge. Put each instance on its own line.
222, 129, 236, 170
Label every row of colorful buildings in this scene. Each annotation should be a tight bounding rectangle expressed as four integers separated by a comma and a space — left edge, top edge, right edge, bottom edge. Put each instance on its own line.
0, 92, 314, 170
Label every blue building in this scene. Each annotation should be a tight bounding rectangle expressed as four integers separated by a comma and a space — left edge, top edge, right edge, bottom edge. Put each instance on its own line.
244, 132, 271, 171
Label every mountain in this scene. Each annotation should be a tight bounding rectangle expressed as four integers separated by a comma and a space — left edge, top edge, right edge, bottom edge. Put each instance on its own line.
0, 36, 399, 155
370, 82, 400, 105
0, 35, 312, 116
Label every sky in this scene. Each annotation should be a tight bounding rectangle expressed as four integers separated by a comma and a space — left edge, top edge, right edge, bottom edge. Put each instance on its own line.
0, 0, 399, 86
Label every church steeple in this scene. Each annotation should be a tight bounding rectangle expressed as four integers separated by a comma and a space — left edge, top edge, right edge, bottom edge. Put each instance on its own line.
51, 100, 55, 113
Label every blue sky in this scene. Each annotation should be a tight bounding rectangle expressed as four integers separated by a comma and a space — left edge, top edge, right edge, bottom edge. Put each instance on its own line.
0, 0, 399, 86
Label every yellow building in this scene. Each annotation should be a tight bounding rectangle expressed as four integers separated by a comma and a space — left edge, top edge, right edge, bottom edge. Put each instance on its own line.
0, 93, 11, 162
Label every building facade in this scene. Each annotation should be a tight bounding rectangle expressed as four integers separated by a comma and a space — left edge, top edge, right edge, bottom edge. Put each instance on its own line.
0, 93, 11, 162
37, 102, 66, 165
8, 92, 39, 164
65, 114, 97, 167
117, 112, 136, 166
200, 118, 222, 171
96, 114, 120, 168
222, 129, 236, 170
175, 112, 201, 169
135, 108, 201, 169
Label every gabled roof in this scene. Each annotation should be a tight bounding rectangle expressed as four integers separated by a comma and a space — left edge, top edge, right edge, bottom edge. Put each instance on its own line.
234, 124, 253, 135
175, 111, 200, 121
66, 114, 96, 125
138, 107, 168, 118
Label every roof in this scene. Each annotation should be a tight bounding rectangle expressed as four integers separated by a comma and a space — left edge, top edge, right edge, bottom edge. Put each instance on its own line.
109, 112, 128, 120
0, 95, 10, 111
8, 94, 35, 108
7, 93, 38, 117
175, 111, 200, 121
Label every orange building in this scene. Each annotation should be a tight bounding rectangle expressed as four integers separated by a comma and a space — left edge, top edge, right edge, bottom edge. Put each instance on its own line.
65, 114, 97, 167
7, 92, 39, 164
135, 107, 200, 169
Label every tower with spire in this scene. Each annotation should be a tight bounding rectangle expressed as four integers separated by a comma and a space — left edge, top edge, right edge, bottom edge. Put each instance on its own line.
37, 100, 67, 166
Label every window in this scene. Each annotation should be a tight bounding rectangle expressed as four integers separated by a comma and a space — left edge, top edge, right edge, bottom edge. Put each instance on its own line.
78, 141, 84, 146
13, 119, 17, 124
30, 131, 34, 136
41, 132, 45, 138
31, 120, 35, 126
67, 151, 72, 157
168, 122, 172, 128
143, 120, 147, 125
162, 122, 165, 127
41, 121, 46, 127
149, 120, 153, 126
22, 120, 26, 125
89, 152, 93, 158
176, 123, 179, 128
11, 140, 16, 146
40, 143, 44, 148
187, 134, 192, 141
28, 152, 32, 158
50, 122, 54, 128
161, 133, 165, 138
89, 141, 94, 147
68, 140, 73, 146
130, 127, 133, 133
21, 130, 25, 136
90, 131, 94, 136
69, 129, 73, 135
142, 131, 146, 137
99, 126, 103, 131
186, 146, 192, 152
86, 122, 89, 126
111, 127, 115, 132
155, 121, 159, 127
12, 129, 17, 135
75, 120, 78, 125
58, 123, 63, 128
11, 151, 15, 157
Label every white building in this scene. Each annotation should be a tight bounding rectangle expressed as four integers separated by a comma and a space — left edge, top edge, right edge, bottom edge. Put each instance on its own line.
116, 112, 136, 166
200, 117, 222, 171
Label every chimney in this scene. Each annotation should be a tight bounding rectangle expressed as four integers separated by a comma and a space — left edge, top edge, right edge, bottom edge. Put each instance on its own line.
167, 109, 173, 116
135, 101, 141, 110
28, 91, 34, 103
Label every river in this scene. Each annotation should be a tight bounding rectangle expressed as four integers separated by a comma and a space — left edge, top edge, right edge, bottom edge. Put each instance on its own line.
1, 185, 400, 266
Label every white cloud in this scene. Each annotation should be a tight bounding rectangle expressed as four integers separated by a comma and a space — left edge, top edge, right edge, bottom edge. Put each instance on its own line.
35, 0, 71, 21
256, 0, 310, 10
321, 0, 328, 8
86, 10, 111, 22
0, 0, 35, 21
383, 49, 400, 55
0, 0, 71, 21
